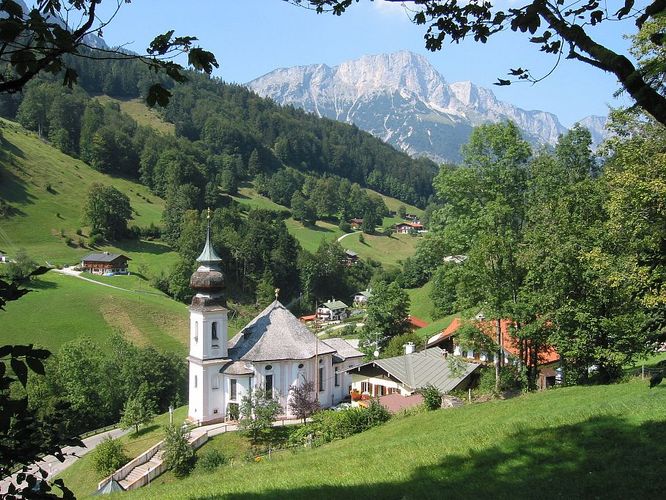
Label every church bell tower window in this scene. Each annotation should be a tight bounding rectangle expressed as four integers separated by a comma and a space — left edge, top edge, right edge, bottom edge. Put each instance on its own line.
212, 321, 218, 347
194, 321, 199, 343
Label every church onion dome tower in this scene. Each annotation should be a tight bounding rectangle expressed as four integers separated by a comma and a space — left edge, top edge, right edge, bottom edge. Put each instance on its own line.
189, 210, 225, 309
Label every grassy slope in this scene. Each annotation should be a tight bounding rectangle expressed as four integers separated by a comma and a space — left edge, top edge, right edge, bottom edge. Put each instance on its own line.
58, 406, 189, 497
339, 231, 420, 270
1, 272, 188, 354
0, 120, 177, 273
126, 379, 666, 499
95, 96, 175, 136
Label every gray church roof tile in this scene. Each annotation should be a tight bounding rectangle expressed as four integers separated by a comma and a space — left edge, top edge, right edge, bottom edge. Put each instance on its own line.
228, 300, 335, 362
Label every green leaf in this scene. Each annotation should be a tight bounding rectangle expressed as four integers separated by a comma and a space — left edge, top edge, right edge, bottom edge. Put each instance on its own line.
10, 357, 28, 386
146, 84, 172, 107
26, 356, 45, 375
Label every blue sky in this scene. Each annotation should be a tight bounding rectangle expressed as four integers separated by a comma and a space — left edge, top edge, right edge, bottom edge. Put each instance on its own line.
94, 0, 639, 127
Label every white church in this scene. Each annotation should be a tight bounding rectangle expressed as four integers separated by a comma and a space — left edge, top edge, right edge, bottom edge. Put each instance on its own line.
187, 223, 364, 424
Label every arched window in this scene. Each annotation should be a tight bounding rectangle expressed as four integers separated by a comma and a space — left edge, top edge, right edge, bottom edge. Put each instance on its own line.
212, 321, 218, 346
194, 321, 199, 343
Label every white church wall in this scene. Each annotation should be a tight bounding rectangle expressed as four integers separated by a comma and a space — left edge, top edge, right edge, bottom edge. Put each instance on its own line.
188, 362, 205, 422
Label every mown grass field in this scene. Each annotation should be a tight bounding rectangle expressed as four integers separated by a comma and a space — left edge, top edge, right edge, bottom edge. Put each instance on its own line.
119, 378, 666, 499
339, 231, 420, 269
57, 405, 189, 497
1, 272, 188, 355
0, 119, 176, 274
284, 218, 343, 253
407, 280, 435, 322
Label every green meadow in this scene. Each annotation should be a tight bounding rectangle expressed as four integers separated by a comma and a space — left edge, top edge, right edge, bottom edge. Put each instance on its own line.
1, 272, 188, 355
339, 231, 420, 270
118, 378, 666, 499
0, 119, 176, 274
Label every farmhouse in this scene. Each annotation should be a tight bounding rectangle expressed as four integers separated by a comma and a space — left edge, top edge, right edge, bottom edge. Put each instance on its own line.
352, 289, 372, 306
316, 299, 349, 321
349, 218, 364, 229
80, 252, 130, 275
187, 223, 362, 425
394, 222, 424, 234
427, 318, 561, 390
346, 346, 479, 411
344, 249, 359, 265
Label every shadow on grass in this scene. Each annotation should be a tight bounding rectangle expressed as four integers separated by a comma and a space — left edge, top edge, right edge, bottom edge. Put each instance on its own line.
302, 223, 334, 234
27, 277, 59, 290
114, 239, 173, 255
128, 424, 160, 439
195, 415, 666, 499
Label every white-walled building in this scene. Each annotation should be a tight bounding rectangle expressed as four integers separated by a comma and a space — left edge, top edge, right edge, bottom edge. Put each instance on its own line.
187, 222, 363, 425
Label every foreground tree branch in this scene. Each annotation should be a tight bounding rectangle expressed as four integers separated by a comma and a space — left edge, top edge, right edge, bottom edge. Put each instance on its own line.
296, 0, 666, 126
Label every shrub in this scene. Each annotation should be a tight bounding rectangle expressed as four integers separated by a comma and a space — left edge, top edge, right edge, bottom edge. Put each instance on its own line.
77, 237, 85, 248
338, 221, 351, 233
162, 424, 195, 478
365, 398, 391, 425
75, 228, 83, 236
419, 384, 443, 411
358, 233, 365, 244
198, 449, 226, 471
91, 437, 128, 478
227, 402, 240, 421
64, 236, 73, 246
89, 233, 102, 247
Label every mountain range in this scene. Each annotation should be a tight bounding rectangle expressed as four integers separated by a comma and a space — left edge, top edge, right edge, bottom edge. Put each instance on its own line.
248, 51, 607, 163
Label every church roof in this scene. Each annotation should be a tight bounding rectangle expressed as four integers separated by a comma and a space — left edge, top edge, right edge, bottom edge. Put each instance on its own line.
228, 300, 335, 362
322, 338, 364, 361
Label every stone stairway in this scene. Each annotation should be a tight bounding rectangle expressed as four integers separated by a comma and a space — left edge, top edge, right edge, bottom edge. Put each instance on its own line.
118, 451, 163, 490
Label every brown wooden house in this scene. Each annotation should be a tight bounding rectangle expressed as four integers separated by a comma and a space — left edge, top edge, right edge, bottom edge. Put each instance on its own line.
81, 252, 130, 275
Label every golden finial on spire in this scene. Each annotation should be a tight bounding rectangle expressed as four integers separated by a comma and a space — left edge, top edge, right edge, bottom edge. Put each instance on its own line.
274, 288, 280, 300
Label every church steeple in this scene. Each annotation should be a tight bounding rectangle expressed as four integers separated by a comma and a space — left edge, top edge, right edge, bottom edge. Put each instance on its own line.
196, 208, 222, 271
189, 209, 225, 303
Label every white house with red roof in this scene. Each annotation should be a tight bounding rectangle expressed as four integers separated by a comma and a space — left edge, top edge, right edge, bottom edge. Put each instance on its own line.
427, 317, 561, 390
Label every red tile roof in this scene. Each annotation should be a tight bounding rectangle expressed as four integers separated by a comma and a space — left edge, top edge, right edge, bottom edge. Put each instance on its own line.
377, 393, 424, 413
408, 316, 428, 329
428, 317, 559, 365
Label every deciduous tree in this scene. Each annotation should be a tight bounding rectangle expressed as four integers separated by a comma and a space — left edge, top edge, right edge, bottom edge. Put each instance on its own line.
82, 183, 132, 240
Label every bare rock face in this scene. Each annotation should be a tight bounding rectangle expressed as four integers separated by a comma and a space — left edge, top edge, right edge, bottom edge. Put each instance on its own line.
248, 51, 604, 163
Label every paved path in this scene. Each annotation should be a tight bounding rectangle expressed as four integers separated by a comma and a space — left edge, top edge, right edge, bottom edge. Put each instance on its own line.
336, 231, 357, 243
0, 427, 130, 494
53, 268, 163, 296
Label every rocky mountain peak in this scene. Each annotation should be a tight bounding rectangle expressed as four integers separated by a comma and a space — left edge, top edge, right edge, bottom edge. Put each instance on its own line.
248, 51, 603, 162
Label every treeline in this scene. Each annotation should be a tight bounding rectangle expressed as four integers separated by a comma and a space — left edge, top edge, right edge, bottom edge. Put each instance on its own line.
27, 335, 185, 437
156, 207, 378, 311
1, 51, 437, 208
403, 114, 665, 387
255, 169, 388, 226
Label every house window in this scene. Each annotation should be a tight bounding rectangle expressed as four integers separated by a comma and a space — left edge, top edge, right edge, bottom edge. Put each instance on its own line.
212, 376, 219, 390
212, 322, 218, 347
334, 367, 340, 387
194, 321, 199, 343
230, 379, 237, 400
265, 374, 273, 396
319, 367, 324, 392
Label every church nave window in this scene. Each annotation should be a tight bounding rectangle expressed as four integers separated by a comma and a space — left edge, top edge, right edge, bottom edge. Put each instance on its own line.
265, 374, 273, 396
230, 379, 237, 400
